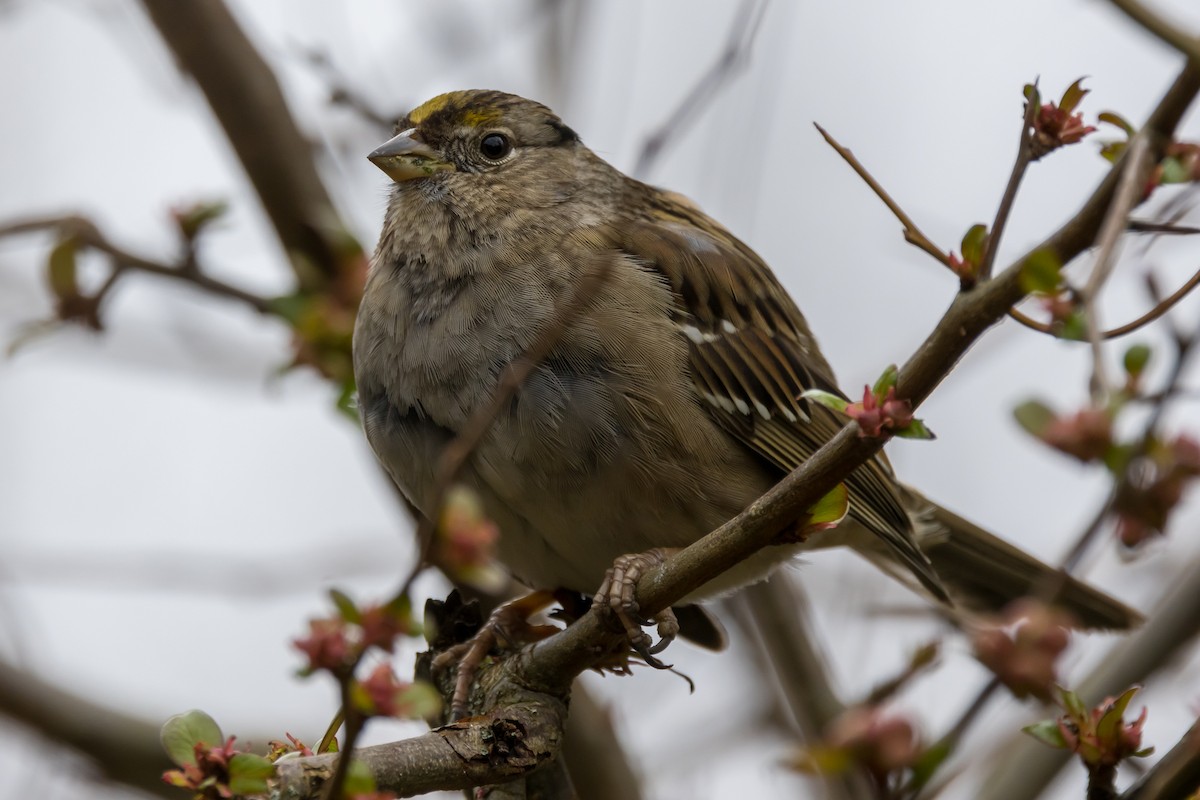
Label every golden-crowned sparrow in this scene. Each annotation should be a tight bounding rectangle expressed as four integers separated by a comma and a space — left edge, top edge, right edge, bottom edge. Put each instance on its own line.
353, 90, 1137, 651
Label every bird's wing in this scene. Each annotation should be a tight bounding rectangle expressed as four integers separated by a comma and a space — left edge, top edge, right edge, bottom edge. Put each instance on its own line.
579, 215, 949, 602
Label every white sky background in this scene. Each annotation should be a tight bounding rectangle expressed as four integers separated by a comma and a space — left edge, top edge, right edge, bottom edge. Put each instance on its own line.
1, 1, 1200, 798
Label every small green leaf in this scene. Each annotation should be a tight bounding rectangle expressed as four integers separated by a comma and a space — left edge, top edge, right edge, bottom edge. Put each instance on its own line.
1102, 443, 1133, 474
1013, 400, 1056, 437
905, 740, 952, 791
1096, 685, 1141, 742
398, 681, 444, 720
1023, 719, 1069, 749
342, 759, 377, 794
1123, 343, 1152, 380
161, 710, 224, 767
960, 224, 989, 267
800, 389, 849, 413
1060, 687, 1087, 720
1099, 140, 1127, 164
1019, 249, 1063, 295
1098, 111, 1135, 137
47, 236, 79, 300
227, 753, 275, 795
893, 418, 936, 440
1059, 309, 1088, 341
1023, 83, 1042, 108
336, 379, 359, 422
176, 200, 229, 239
267, 292, 313, 325
329, 588, 362, 624
1160, 156, 1191, 185
1133, 747, 1155, 758
872, 364, 899, 399
803, 483, 849, 534
1059, 78, 1090, 114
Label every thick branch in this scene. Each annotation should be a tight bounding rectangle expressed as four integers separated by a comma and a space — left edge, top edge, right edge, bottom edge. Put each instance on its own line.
0, 659, 174, 798
139, 0, 348, 290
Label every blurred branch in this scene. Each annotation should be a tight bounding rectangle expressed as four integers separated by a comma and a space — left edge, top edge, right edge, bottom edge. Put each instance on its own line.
1106, 0, 1200, 64
633, 0, 768, 178
1120, 721, 1200, 799
1008, 261, 1200, 339
734, 578, 874, 800
0, 214, 273, 316
139, 0, 352, 291
976, 554, 1200, 800
0, 658, 174, 798
561, 687, 644, 800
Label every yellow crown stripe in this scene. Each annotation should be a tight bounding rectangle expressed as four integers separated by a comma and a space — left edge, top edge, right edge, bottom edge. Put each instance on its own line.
409, 91, 502, 127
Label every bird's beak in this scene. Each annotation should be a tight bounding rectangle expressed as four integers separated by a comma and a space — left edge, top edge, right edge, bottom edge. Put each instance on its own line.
368, 129, 455, 182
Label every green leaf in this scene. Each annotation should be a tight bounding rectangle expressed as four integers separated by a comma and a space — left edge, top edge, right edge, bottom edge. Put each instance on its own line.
329, 588, 362, 624
160, 710, 224, 767
267, 292, 313, 325
894, 418, 936, 440
800, 389, 849, 413
1102, 443, 1134, 474
47, 236, 79, 300
1019, 249, 1063, 295
905, 740, 952, 791
1023, 83, 1042, 108
1098, 111, 1135, 137
1160, 156, 1191, 185
1099, 140, 1127, 164
398, 681, 444, 720
336, 378, 359, 422
176, 200, 229, 239
803, 483, 849, 534
1133, 747, 1155, 758
1097, 685, 1141, 743
228, 753, 275, 795
1059, 78, 1090, 114
342, 759, 377, 794
1013, 400, 1056, 437
872, 364, 899, 399
960, 224, 989, 267
1023, 719, 1069, 749
1123, 343, 1152, 380
1060, 687, 1088, 721
1059, 309, 1089, 341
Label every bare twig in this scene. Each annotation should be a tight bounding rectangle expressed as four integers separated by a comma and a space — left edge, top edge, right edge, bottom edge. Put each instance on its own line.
813, 123, 955, 269
1080, 134, 1154, 401
978, 84, 1039, 281
633, 0, 768, 178
139, 0, 352, 290
0, 215, 273, 315
1106, 0, 1200, 64
1009, 260, 1200, 339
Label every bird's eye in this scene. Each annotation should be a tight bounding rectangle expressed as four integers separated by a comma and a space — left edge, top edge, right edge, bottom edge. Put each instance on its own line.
479, 133, 512, 160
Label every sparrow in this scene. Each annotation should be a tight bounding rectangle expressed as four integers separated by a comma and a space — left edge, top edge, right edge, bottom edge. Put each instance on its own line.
353, 90, 1137, 660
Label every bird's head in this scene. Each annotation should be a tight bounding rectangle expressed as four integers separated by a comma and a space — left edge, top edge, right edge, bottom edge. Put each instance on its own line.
368, 90, 582, 197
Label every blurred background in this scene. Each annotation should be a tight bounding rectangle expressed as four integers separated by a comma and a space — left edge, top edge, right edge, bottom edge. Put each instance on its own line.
1, 1, 1199, 798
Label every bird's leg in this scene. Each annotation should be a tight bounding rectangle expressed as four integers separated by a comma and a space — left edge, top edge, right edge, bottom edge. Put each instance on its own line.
595, 548, 681, 666
431, 590, 558, 721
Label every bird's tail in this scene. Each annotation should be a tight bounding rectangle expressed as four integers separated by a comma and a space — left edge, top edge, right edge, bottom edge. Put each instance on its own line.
911, 495, 1142, 630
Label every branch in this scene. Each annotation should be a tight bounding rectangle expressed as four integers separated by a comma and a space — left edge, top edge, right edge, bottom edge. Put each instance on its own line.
978, 82, 1039, 281
813, 123, 954, 269
976, 553, 1200, 800
0, 215, 274, 315
0, 658, 175, 798
138, 0, 352, 291
1106, 0, 1200, 64
633, 0, 768, 178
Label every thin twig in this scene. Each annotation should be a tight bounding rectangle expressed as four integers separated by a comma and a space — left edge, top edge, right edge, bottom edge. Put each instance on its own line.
1080, 133, 1153, 401
814, 123, 954, 268
0, 215, 274, 315
978, 83, 1038, 281
633, 0, 769, 178
1008, 261, 1200, 339
1105, 0, 1200, 65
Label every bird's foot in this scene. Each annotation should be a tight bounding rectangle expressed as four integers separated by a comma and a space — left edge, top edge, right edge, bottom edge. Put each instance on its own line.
431, 590, 559, 721
595, 548, 680, 668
